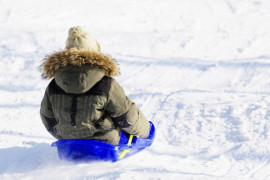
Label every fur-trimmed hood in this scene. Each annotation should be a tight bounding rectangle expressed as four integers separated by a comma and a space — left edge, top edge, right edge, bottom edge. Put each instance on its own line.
41, 48, 119, 94
42, 48, 119, 79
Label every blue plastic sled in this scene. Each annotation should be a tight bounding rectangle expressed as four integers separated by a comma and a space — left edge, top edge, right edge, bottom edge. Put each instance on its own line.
51, 121, 155, 162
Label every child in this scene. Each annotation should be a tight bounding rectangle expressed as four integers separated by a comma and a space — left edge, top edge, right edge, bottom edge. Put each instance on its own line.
40, 26, 150, 145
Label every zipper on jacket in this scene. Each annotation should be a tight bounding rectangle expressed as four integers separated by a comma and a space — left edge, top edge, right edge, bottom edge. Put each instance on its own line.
70, 95, 78, 127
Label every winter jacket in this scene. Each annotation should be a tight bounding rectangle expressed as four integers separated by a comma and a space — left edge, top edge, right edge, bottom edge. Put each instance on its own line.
40, 48, 150, 145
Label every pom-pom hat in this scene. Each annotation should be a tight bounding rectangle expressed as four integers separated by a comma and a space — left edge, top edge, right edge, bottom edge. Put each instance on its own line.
66, 26, 101, 52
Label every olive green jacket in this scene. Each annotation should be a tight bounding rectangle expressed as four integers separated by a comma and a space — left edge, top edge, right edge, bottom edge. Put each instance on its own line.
40, 48, 150, 145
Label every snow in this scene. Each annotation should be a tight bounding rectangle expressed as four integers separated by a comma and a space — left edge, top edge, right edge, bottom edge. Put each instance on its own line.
1, 0, 270, 179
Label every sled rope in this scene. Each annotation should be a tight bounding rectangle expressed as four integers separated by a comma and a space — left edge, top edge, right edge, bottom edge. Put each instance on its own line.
118, 135, 133, 159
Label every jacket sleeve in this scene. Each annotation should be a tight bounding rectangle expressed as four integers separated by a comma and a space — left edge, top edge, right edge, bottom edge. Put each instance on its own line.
105, 79, 150, 138
40, 86, 61, 139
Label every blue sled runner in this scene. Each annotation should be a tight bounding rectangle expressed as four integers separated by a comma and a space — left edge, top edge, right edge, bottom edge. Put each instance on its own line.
52, 121, 155, 162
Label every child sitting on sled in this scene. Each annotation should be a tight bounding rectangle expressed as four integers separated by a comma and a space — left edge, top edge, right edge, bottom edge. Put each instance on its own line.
40, 26, 150, 145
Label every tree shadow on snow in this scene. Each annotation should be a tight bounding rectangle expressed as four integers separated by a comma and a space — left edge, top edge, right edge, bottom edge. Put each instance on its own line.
0, 142, 61, 174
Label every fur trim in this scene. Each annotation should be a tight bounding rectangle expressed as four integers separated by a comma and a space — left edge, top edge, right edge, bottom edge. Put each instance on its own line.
41, 48, 119, 79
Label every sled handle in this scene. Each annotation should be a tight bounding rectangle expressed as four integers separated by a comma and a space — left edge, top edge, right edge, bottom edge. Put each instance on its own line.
118, 135, 134, 159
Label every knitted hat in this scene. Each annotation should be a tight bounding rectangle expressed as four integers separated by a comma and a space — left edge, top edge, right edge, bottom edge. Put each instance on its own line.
66, 26, 101, 52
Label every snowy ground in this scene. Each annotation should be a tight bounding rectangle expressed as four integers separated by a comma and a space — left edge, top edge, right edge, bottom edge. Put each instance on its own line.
1, 0, 270, 179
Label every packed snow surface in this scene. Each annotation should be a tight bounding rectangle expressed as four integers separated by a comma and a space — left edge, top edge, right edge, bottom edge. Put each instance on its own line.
1, 0, 270, 179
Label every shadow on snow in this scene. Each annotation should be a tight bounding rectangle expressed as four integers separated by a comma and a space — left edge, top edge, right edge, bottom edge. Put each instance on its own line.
0, 142, 59, 174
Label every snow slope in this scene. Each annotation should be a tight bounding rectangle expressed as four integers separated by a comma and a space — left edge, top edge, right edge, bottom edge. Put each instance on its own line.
1, 0, 270, 179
